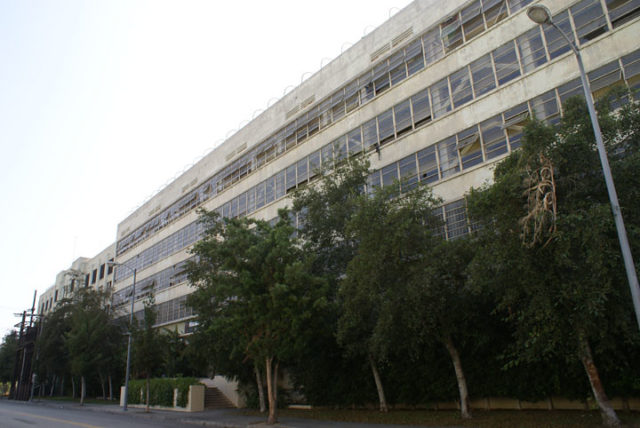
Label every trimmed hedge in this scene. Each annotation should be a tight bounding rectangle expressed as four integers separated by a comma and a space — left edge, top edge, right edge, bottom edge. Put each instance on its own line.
128, 377, 199, 408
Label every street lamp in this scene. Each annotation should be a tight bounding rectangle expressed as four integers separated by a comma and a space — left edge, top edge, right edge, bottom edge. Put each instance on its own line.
108, 260, 136, 411
527, 5, 640, 331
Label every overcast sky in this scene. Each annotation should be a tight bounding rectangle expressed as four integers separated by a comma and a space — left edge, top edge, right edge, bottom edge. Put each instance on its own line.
0, 0, 414, 337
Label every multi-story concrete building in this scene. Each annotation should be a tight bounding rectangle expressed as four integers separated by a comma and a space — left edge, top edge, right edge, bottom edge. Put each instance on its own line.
38, 243, 115, 316
109, 0, 640, 334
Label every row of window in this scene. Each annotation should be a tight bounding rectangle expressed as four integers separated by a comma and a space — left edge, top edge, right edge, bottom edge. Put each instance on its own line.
117, 0, 640, 257
116, 0, 540, 257
112, 258, 191, 307
131, 295, 193, 327
114, 45, 639, 286
115, 221, 204, 282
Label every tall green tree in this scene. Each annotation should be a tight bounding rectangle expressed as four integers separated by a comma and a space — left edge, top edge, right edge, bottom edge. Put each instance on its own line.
131, 298, 165, 412
0, 331, 18, 383
337, 182, 440, 412
406, 238, 478, 418
35, 301, 73, 396
467, 95, 640, 427
187, 210, 327, 425
66, 288, 119, 405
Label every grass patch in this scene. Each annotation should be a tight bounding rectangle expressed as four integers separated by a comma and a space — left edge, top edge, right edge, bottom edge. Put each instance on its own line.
244, 408, 640, 427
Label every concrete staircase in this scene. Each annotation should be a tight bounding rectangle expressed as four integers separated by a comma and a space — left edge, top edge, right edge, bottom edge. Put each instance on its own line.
204, 386, 235, 409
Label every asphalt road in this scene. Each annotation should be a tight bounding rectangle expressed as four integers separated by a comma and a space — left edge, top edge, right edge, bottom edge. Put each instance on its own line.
0, 400, 197, 428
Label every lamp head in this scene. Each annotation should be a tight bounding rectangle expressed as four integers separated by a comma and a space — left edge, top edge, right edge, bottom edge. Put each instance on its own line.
527, 5, 552, 25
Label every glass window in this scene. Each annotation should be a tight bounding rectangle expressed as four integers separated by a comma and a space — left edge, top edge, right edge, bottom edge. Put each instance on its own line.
255, 181, 266, 208
422, 27, 444, 65
264, 176, 275, 205
321, 142, 333, 168
381, 163, 398, 188
394, 99, 413, 137
331, 92, 345, 122
470, 54, 496, 97
247, 187, 256, 213
367, 171, 381, 195
405, 40, 425, 76
363, 118, 378, 150
285, 123, 296, 150
389, 51, 407, 86
441, 15, 463, 53
570, 0, 608, 45
309, 150, 321, 178
347, 128, 363, 155
544, 11, 575, 60
297, 158, 308, 185
275, 170, 286, 199
530, 90, 560, 124
502, 102, 529, 150
359, 70, 375, 103
588, 61, 624, 97
418, 146, 439, 183
457, 126, 483, 169
237, 192, 247, 216
517, 27, 547, 73
430, 78, 452, 119
438, 136, 460, 178
285, 165, 297, 193
450, 67, 474, 108
411, 89, 432, 127
398, 154, 418, 191
480, 115, 508, 159
333, 135, 348, 161
507, 0, 533, 14
493, 41, 521, 85
318, 99, 332, 129
345, 81, 360, 114
483, 0, 508, 28
445, 199, 469, 239
296, 122, 308, 144
377, 109, 395, 145
461, 1, 485, 41
622, 49, 640, 92
607, 0, 640, 28
308, 115, 319, 138
558, 78, 584, 107
373, 61, 390, 95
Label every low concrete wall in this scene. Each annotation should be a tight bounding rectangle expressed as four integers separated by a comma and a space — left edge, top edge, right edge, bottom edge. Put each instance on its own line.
119, 384, 205, 412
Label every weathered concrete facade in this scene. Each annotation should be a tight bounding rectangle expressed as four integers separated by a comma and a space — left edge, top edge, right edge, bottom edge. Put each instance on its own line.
108, 0, 640, 333
38, 243, 115, 316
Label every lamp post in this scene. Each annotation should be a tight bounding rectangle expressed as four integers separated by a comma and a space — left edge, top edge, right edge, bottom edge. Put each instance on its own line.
108, 260, 136, 411
527, 5, 640, 331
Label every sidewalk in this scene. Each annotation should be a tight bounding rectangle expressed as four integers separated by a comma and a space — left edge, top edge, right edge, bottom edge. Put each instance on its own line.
27, 399, 451, 428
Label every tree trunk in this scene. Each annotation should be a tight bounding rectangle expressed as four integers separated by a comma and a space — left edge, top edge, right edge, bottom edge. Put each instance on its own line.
368, 354, 388, 413
71, 376, 76, 399
80, 376, 86, 406
60, 377, 64, 397
100, 374, 106, 400
255, 363, 266, 413
265, 356, 278, 425
578, 335, 620, 427
108, 375, 113, 401
444, 334, 471, 419
145, 375, 150, 413
50, 375, 56, 397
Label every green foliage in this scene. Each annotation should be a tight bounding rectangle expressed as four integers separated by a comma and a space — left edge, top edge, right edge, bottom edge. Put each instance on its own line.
0, 331, 18, 382
186, 208, 328, 410
467, 95, 640, 403
127, 377, 199, 407
131, 298, 165, 380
